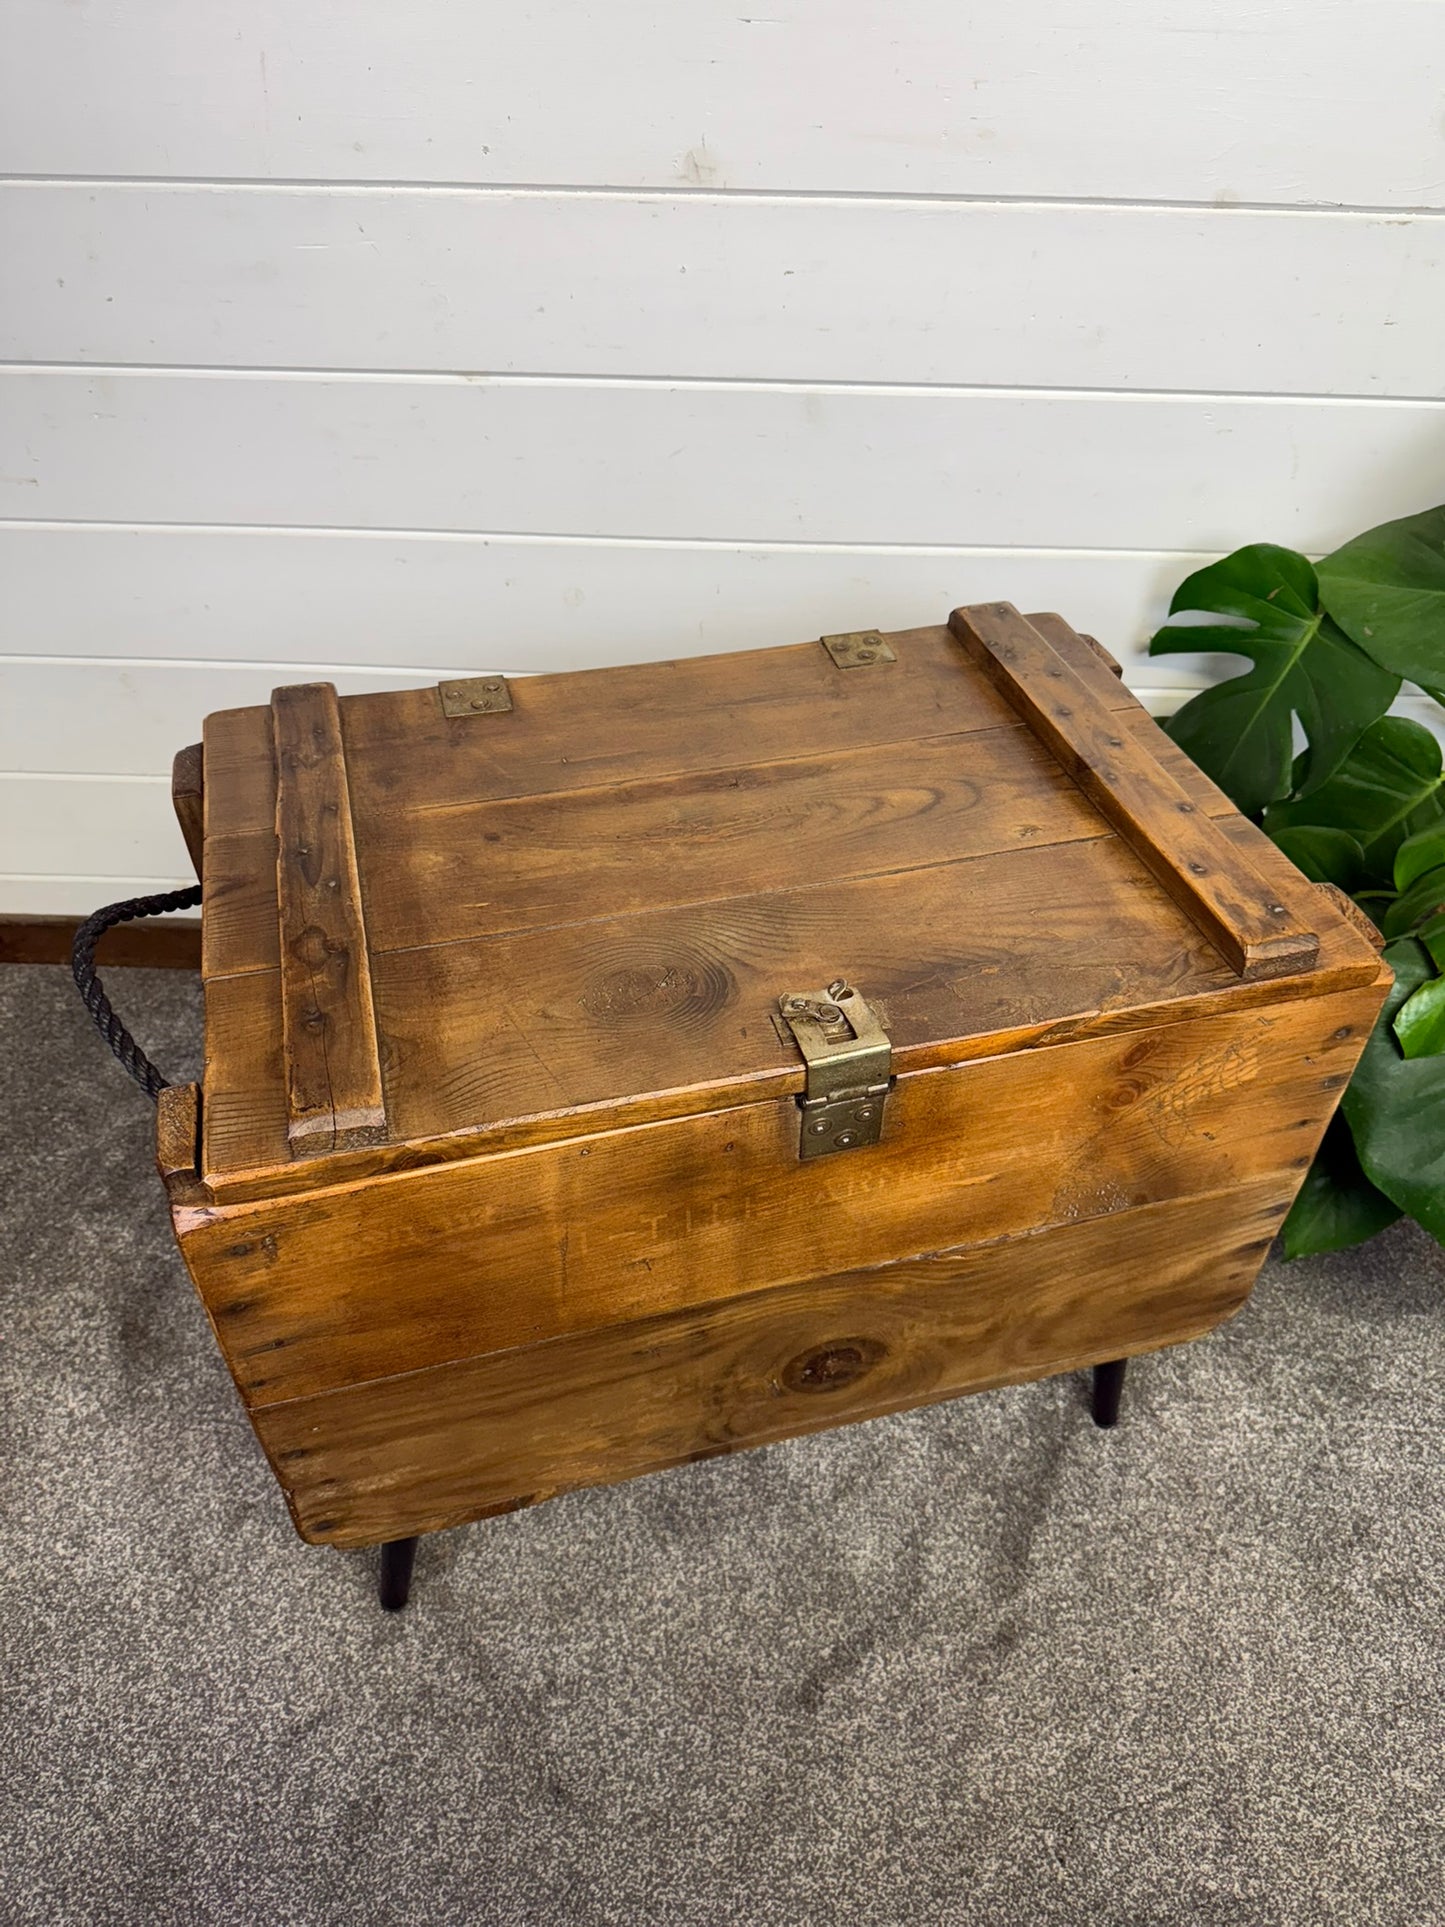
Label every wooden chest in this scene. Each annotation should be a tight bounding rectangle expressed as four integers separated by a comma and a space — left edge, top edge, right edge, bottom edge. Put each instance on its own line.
161, 604, 1388, 1557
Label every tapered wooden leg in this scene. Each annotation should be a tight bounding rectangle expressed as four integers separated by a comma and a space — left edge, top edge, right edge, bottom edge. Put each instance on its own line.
1091, 1358, 1127, 1429
379, 1536, 419, 1611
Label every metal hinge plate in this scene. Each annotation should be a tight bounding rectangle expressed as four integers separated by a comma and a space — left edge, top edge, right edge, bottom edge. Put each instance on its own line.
439, 674, 513, 717
777, 980, 892, 1159
820, 630, 897, 670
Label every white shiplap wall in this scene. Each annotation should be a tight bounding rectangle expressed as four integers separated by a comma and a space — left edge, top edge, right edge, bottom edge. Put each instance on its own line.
3, 0, 1443, 913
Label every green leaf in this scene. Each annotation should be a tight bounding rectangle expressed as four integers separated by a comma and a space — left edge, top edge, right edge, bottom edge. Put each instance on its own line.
1393, 971, 1445, 1060
1381, 864, 1445, 939
1395, 823, 1445, 891
1264, 717, 1445, 883
1267, 825, 1367, 890
1341, 937, 1445, 1241
1317, 505, 1445, 686
1280, 1113, 1403, 1258
1149, 544, 1398, 816
1418, 910, 1445, 973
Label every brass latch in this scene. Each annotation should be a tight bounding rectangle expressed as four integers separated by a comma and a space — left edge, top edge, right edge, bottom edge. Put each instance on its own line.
777, 981, 892, 1160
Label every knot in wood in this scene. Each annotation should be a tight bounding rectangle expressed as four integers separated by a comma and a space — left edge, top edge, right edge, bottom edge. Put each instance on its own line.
781, 1337, 886, 1395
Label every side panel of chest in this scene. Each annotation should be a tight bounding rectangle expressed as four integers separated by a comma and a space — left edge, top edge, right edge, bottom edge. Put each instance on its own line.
174, 977, 1383, 1410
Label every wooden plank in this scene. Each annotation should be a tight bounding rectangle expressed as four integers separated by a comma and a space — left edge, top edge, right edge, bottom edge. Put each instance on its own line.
350, 728, 1104, 954
4, 1, 1441, 206
10, 185, 1445, 398
9, 371, 1445, 554
204, 618, 1146, 974
175, 981, 1385, 1404
154, 1082, 205, 1205
951, 603, 1320, 980
342, 627, 1024, 825
0, 912, 200, 967
254, 1177, 1287, 1547
270, 682, 387, 1156
170, 743, 203, 879
197, 813, 1382, 1196
205, 704, 1227, 983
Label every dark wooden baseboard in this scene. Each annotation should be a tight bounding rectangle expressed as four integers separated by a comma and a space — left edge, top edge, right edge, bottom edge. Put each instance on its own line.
0, 915, 201, 970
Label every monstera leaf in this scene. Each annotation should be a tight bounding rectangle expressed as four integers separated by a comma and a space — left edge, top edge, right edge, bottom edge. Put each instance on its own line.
1264, 716, 1445, 884
1149, 544, 1400, 816
1280, 1114, 1402, 1258
1380, 825, 1445, 939
1318, 506, 1445, 686
1267, 825, 1368, 892
1342, 938, 1445, 1240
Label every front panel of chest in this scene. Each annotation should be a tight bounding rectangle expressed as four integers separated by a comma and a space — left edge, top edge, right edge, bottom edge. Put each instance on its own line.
178, 979, 1381, 1423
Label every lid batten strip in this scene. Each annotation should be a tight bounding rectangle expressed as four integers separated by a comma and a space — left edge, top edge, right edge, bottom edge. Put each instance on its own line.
272, 681, 389, 1157
948, 603, 1320, 982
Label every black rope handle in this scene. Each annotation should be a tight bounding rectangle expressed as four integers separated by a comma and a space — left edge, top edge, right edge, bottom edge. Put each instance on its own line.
72, 887, 203, 1102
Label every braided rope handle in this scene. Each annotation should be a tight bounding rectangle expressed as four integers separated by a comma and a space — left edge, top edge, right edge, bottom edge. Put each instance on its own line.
72, 886, 203, 1102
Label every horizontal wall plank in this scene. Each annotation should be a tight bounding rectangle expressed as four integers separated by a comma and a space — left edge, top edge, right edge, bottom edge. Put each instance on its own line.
2, 1, 1442, 206
6, 185, 1443, 396
0, 529, 1214, 676
0, 874, 197, 918
4, 373, 1442, 551
0, 775, 192, 883
0, 660, 470, 776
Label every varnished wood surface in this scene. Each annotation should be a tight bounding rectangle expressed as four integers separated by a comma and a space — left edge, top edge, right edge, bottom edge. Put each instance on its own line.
197, 815, 1382, 1197
170, 743, 204, 880
334, 726, 1109, 955
169, 611, 1391, 1553
271, 682, 386, 1156
951, 603, 1320, 980
197, 617, 1142, 979
175, 980, 1384, 1405
253, 1178, 1287, 1547
199, 701, 1240, 984
189, 611, 1380, 1196
1317, 881, 1386, 953
155, 1082, 205, 1205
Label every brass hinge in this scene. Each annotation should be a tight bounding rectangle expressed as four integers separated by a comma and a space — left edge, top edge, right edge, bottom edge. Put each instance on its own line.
777, 980, 892, 1160
820, 630, 896, 669
439, 674, 512, 717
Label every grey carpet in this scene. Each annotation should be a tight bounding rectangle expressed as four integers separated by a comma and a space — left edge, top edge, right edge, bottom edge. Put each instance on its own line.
2, 963, 1441, 1927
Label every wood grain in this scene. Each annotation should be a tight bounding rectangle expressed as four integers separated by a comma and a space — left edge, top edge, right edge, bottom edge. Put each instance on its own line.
950, 603, 1320, 980
155, 1082, 205, 1205
170, 743, 204, 880
202, 702, 1227, 987
197, 808, 1380, 1195
344, 728, 1101, 955
175, 980, 1385, 1405
270, 682, 387, 1157
254, 1178, 1288, 1547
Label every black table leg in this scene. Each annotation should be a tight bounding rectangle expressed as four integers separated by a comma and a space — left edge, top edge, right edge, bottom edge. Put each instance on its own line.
1091, 1358, 1127, 1429
379, 1535, 419, 1611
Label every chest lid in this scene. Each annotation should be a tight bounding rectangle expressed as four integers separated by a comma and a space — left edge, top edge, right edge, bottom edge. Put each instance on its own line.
195, 603, 1380, 1202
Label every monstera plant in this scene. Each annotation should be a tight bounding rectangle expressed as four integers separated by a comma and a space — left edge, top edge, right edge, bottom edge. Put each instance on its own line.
1148, 504, 1445, 1257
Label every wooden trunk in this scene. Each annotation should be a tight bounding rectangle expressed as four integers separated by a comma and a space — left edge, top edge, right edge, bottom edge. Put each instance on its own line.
162, 605, 1388, 1550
